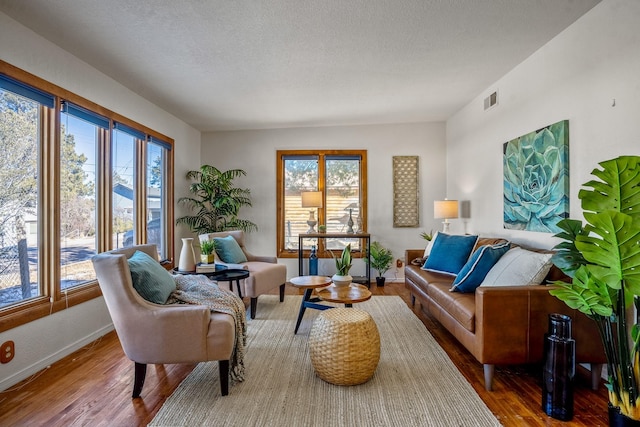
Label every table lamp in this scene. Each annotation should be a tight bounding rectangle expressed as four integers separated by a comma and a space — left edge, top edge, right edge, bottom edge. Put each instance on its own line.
434, 199, 459, 233
301, 191, 323, 233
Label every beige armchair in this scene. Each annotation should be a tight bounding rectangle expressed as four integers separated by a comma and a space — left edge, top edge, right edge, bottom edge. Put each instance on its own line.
199, 230, 286, 319
91, 244, 236, 397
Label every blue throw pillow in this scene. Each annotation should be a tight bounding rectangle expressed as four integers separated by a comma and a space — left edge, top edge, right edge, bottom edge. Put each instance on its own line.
213, 235, 248, 263
422, 233, 478, 275
127, 250, 176, 304
451, 242, 511, 293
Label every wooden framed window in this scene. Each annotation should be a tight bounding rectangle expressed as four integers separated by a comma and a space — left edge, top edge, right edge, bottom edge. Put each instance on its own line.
276, 150, 367, 258
0, 60, 174, 332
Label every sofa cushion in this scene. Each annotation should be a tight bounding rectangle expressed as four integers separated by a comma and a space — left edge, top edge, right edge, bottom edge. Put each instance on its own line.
213, 235, 248, 264
427, 282, 476, 332
481, 247, 553, 287
422, 233, 478, 276
127, 250, 176, 304
451, 242, 511, 293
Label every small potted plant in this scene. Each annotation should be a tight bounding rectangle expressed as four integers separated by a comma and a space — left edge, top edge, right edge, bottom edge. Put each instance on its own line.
318, 224, 327, 233
331, 244, 352, 287
365, 241, 394, 286
199, 239, 216, 264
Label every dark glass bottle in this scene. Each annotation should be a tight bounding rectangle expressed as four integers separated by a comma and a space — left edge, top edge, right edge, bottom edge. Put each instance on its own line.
542, 313, 575, 421
309, 245, 318, 275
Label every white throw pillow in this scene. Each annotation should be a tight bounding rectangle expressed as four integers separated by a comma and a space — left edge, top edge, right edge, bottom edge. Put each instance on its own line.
423, 231, 439, 258
480, 247, 553, 287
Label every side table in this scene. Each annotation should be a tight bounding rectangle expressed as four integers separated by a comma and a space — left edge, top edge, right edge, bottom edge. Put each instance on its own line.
290, 275, 332, 334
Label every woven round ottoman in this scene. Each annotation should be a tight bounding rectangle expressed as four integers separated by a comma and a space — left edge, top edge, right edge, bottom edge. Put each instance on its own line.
309, 308, 380, 386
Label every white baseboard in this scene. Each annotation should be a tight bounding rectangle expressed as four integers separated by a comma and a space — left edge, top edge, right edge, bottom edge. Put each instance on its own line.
0, 323, 114, 391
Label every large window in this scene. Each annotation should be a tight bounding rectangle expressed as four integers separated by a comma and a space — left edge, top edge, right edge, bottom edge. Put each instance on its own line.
0, 61, 174, 330
277, 150, 367, 257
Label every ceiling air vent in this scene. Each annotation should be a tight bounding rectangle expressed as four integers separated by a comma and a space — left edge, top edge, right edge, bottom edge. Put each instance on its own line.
484, 91, 498, 110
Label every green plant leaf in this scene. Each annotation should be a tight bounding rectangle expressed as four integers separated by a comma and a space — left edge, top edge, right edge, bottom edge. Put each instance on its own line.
549, 265, 613, 317
579, 156, 640, 223
551, 218, 588, 277
576, 211, 640, 302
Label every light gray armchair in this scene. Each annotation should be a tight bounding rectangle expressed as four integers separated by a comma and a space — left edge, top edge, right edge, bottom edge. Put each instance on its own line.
91, 244, 236, 397
199, 230, 286, 319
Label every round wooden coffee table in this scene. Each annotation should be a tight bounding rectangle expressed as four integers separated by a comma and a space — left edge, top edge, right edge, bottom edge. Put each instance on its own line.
316, 283, 372, 307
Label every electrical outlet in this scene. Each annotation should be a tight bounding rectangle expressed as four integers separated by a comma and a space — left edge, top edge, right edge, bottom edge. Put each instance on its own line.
396, 259, 403, 268
1, 341, 15, 363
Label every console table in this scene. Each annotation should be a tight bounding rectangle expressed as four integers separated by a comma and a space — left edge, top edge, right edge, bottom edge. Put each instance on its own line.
297, 232, 371, 287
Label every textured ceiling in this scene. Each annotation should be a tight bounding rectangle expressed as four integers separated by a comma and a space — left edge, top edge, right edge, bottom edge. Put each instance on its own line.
0, 0, 600, 131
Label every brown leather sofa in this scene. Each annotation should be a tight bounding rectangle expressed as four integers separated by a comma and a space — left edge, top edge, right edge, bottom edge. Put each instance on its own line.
404, 238, 606, 391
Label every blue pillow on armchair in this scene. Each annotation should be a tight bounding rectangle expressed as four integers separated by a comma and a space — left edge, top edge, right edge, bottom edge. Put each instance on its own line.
213, 235, 248, 264
451, 242, 511, 293
422, 233, 478, 276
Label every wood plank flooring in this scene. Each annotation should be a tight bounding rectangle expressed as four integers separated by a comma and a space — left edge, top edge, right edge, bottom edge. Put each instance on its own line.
0, 281, 609, 426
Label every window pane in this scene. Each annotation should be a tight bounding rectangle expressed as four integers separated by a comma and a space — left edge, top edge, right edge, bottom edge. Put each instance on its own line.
112, 129, 135, 249
60, 112, 98, 289
147, 141, 167, 259
0, 89, 41, 307
283, 157, 318, 250
326, 158, 361, 250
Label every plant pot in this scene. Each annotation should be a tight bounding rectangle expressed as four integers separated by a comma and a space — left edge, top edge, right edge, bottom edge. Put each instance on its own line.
332, 274, 352, 287
200, 254, 215, 264
376, 277, 386, 287
609, 404, 640, 427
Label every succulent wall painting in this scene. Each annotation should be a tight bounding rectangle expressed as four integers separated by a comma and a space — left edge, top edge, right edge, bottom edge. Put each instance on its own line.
503, 120, 569, 233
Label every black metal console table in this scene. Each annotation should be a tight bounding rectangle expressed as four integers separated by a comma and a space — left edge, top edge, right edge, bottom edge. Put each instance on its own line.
297, 232, 371, 287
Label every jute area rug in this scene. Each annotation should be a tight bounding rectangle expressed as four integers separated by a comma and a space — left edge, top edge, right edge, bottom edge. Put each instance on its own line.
149, 295, 501, 427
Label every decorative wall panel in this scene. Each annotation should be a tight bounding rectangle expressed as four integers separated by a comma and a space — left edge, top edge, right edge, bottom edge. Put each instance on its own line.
392, 156, 419, 227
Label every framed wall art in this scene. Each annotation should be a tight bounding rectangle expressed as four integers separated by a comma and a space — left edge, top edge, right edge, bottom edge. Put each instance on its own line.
503, 120, 569, 233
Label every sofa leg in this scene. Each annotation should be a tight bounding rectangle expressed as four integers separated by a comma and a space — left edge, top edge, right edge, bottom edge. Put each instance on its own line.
132, 362, 147, 398
483, 364, 494, 391
219, 360, 230, 396
250, 297, 257, 319
279, 283, 285, 302
591, 363, 603, 390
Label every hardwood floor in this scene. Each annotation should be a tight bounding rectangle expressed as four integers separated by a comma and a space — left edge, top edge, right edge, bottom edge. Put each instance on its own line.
0, 281, 608, 426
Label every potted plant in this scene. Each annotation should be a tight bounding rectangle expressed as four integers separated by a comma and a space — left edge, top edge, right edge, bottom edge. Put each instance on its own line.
199, 239, 216, 264
420, 230, 434, 241
549, 156, 640, 425
365, 241, 394, 286
331, 244, 352, 287
176, 165, 257, 234
318, 225, 327, 233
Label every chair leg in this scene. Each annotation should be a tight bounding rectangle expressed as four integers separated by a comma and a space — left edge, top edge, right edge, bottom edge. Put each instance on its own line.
219, 360, 230, 396
279, 283, 285, 302
250, 297, 258, 319
132, 362, 147, 398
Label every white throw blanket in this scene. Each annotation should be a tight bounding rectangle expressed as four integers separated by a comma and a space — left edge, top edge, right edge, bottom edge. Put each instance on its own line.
167, 275, 247, 383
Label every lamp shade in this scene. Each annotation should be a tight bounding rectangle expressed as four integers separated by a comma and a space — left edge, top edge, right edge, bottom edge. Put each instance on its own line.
301, 191, 323, 208
434, 200, 459, 219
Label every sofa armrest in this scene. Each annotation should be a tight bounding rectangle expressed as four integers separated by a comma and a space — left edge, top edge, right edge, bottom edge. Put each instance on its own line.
475, 285, 544, 363
405, 249, 424, 265
243, 251, 277, 263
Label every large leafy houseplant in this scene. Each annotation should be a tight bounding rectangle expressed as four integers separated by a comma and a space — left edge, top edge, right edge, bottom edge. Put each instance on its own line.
176, 165, 257, 234
549, 156, 640, 420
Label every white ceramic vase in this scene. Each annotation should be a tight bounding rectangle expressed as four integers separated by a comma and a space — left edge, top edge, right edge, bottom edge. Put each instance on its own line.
332, 274, 352, 287
178, 237, 196, 272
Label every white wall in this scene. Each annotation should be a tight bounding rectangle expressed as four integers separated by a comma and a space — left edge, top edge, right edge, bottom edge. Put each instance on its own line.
202, 122, 447, 279
0, 12, 202, 389
446, 0, 640, 249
